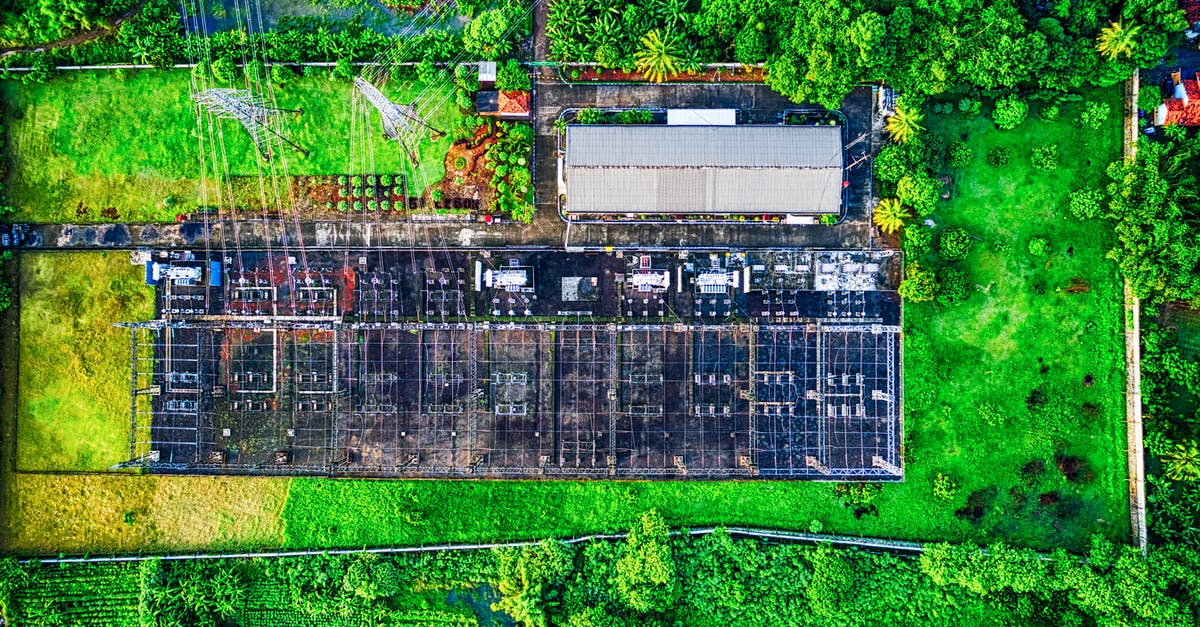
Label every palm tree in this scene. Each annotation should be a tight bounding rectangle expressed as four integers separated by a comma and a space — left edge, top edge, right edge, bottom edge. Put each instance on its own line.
885, 106, 923, 143
635, 29, 683, 84
1163, 441, 1200, 481
873, 198, 910, 234
1096, 20, 1141, 60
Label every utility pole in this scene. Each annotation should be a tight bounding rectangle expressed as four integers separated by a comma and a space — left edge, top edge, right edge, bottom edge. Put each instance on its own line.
193, 88, 308, 160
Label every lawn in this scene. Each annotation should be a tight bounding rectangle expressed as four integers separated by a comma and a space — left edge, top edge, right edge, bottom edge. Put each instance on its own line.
1, 68, 457, 222
16, 252, 153, 471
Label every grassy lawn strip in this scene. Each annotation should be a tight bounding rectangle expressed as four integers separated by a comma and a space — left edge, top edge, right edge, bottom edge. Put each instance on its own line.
4, 473, 289, 554
1, 69, 455, 222
16, 252, 153, 471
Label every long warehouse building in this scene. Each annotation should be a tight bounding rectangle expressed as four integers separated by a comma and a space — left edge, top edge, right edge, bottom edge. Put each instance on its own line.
562, 124, 845, 217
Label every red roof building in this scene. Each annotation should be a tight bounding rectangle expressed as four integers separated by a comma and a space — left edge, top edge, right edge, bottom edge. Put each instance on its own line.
1157, 70, 1200, 127
476, 90, 531, 119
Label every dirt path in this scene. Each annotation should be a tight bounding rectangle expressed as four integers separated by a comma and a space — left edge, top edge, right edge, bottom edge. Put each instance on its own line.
1123, 72, 1148, 553
0, 1, 148, 58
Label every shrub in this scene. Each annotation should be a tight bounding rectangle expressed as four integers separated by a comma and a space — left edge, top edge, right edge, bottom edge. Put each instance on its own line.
986, 146, 1011, 168
337, 175, 348, 185
381, 200, 391, 211
899, 261, 938, 302
937, 227, 971, 261
834, 483, 882, 506
902, 223, 932, 258
1031, 143, 1058, 171
353, 201, 363, 212
933, 473, 961, 500
977, 402, 1004, 427
808, 519, 824, 533
211, 56, 237, 83
958, 98, 982, 116
992, 95, 1028, 130
1028, 237, 1050, 257
380, 174, 393, 186
244, 59, 265, 83
576, 108, 605, 124
1038, 104, 1060, 121
873, 143, 914, 184
947, 141, 973, 168
332, 57, 355, 82
897, 172, 940, 217
432, 189, 445, 202
936, 266, 972, 306
301, 64, 322, 78
367, 200, 378, 211
1067, 187, 1105, 220
1079, 101, 1111, 130
496, 58, 531, 91
337, 200, 348, 211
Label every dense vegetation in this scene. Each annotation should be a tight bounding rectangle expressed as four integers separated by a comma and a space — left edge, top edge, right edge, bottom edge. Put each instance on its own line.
4, 513, 1200, 626
547, 0, 1186, 105
0, 0, 531, 73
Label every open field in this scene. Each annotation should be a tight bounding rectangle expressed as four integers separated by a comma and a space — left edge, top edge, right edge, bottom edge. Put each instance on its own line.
1, 69, 457, 222
3, 473, 290, 554
16, 252, 153, 471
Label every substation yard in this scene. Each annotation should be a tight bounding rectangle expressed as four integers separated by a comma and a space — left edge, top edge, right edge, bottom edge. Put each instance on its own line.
126, 248, 903, 481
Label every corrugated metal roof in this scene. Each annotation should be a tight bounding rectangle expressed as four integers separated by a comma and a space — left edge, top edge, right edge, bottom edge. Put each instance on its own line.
565, 124, 842, 168
563, 124, 843, 214
567, 167, 843, 215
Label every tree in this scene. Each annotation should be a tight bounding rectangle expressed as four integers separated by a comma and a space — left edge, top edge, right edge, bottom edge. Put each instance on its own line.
992, 95, 1028, 130
937, 228, 971, 261
886, 106, 924, 143
902, 223, 933, 258
937, 266, 972, 306
495, 541, 575, 627
635, 29, 683, 83
899, 261, 938, 302
1163, 441, 1200, 481
897, 172, 940, 217
873, 198, 909, 234
1067, 187, 1105, 220
1031, 143, 1059, 171
615, 510, 679, 613
1096, 21, 1142, 61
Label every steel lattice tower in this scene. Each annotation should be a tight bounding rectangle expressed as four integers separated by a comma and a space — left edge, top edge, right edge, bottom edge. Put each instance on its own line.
193, 88, 308, 160
354, 76, 444, 164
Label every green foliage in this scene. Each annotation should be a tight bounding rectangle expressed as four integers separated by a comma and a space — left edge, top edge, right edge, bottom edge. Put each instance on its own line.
210, 56, 236, 84
1039, 104, 1061, 121
896, 172, 940, 217
1079, 101, 1111, 130
937, 227, 971, 261
1100, 139, 1200, 303
833, 483, 882, 507
494, 541, 575, 627
947, 141, 973, 169
495, 59, 531, 91
1163, 442, 1200, 482
1067, 187, 1105, 220
901, 223, 933, 258
873, 143, 915, 184
485, 121, 536, 222
986, 146, 1011, 167
270, 64, 296, 85
1031, 143, 1059, 171
899, 261, 938, 302
634, 29, 683, 83
614, 511, 678, 613
575, 107, 605, 125
462, 0, 530, 60
958, 98, 982, 117
936, 266, 972, 307
933, 473, 961, 500
886, 106, 924, 143
992, 95, 1029, 130
1028, 237, 1050, 257
332, 57, 355, 82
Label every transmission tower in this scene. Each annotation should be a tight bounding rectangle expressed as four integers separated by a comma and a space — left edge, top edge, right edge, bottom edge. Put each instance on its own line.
193, 89, 308, 160
354, 76, 444, 165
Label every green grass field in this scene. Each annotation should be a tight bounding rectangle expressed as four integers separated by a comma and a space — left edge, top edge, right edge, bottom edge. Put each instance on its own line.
1, 69, 456, 222
16, 252, 153, 470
